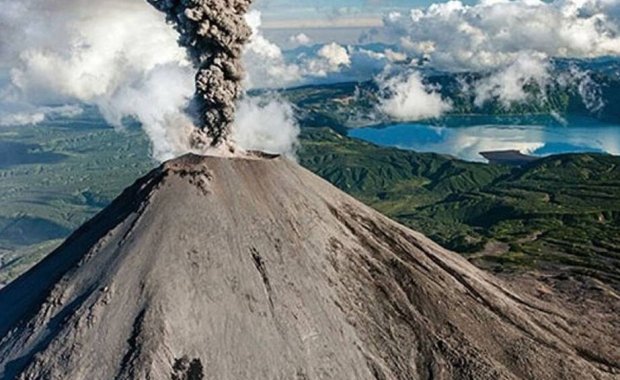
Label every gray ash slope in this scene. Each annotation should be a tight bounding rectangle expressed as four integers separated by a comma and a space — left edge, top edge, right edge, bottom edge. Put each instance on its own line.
0, 154, 617, 380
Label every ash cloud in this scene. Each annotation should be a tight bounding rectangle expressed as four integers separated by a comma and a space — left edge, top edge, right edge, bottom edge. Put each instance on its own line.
147, 0, 254, 147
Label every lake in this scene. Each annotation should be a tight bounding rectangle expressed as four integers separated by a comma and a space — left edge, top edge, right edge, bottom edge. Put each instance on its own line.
348, 115, 620, 162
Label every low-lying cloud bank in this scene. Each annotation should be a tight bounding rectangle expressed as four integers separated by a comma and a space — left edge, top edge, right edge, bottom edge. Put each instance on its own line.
375, 58, 608, 123
0, 104, 83, 127
472, 53, 552, 108
378, 70, 452, 121
373, 0, 619, 121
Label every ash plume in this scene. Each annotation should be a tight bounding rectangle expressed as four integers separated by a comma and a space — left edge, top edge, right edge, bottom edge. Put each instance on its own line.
147, 0, 254, 147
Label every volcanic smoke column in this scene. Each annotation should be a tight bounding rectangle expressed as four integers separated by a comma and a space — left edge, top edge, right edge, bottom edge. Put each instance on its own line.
147, 0, 253, 147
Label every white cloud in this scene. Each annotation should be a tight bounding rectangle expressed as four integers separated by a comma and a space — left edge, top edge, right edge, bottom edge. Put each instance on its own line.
384, 49, 409, 63
244, 11, 303, 89
384, 0, 620, 72
0, 110, 45, 127
318, 43, 352, 68
473, 53, 551, 107
557, 65, 606, 113
466, 52, 608, 111
378, 70, 452, 121
303, 43, 352, 78
0, 105, 83, 127
379, 0, 617, 113
244, 11, 357, 88
289, 33, 312, 45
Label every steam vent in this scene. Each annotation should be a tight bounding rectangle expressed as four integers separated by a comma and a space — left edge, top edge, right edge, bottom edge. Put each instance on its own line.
0, 155, 617, 379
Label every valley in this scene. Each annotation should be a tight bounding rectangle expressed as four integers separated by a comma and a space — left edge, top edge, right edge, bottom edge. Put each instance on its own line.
1, 108, 618, 291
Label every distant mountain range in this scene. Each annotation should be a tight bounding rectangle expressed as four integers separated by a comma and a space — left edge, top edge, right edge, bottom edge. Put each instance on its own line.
275, 57, 620, 128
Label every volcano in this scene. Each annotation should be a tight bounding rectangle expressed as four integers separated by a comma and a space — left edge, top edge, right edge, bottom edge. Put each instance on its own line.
0, 154, 617, 379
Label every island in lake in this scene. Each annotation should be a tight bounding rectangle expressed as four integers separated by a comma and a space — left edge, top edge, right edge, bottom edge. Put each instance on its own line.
480, 150, 539, 166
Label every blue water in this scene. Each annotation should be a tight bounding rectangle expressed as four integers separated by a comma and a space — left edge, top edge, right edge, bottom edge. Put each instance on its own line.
348, 116, 620, 162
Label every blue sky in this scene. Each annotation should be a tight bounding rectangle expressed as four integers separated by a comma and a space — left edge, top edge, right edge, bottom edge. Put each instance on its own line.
254, 0, 479, 47
255, 0, 477, 22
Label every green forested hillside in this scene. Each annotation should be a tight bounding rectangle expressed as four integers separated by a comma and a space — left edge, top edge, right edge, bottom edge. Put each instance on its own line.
300, 129, 620, 285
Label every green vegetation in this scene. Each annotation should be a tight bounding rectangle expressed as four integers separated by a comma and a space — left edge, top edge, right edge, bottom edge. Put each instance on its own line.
278, 74, 620, 127
0, 111, 619, 288
300, 128, 620, 284
0, 109, 154, 284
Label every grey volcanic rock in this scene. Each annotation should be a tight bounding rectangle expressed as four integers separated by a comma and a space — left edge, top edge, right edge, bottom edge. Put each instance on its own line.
0, 155, 617, 379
